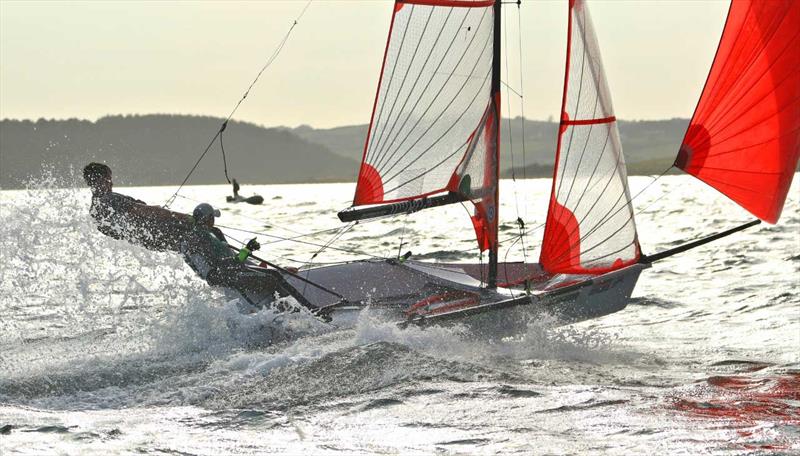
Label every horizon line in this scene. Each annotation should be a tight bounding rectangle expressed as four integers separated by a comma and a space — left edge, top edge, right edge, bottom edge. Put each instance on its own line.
0, 112, 692, 131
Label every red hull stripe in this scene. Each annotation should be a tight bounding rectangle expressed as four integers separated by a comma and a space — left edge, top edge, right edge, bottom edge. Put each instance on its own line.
398, 0, 494, 7
562, 115, 616, 126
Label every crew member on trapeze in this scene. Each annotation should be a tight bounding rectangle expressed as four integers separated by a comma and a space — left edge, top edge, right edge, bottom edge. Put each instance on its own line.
180, 203, 311, 309
83, 162, 192, 251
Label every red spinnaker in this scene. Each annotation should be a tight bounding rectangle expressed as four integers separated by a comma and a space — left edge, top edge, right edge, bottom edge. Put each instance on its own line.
676, 0, 800, 224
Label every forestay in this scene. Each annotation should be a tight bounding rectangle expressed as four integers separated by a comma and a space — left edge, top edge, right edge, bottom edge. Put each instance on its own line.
352, 0, 499, 250
675, 0, 800, 224
539, 0, 640, 275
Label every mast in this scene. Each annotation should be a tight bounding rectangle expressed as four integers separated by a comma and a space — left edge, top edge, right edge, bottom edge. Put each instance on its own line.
487, 0, 501, 288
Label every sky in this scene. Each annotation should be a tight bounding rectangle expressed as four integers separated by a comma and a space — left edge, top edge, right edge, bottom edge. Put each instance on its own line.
0, 0, 729, 129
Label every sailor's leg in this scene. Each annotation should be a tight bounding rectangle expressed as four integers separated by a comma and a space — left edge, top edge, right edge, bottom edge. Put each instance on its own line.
207, 262, 317, 311
236, 269, 315, 310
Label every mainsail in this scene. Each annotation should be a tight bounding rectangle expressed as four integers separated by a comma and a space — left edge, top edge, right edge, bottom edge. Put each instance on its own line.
351, 0, 500, 253
539, 0, 640, 275
675, 0, 800, 224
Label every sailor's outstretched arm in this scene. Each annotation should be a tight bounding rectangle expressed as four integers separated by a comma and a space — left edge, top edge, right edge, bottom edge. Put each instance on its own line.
130, 204, 193, 224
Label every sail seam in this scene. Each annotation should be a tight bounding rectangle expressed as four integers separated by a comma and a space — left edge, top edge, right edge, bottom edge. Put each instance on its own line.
550, 4, 589, 241
698, 4, 790, 129
555, 125, 615, 245
546, 142, 628, 265
368, 7, 436, 164
702, 26, 800, 135
373, 20, 493, 176
377, 51, 492, 183
382, 140, 471, 195
549, 98, 605, 250
371, 8, 490, 171
370, 7, 461, 169
704, 124, 800, 160
547, 187, 631, 268
380, 66, 492, 184
702, 34, 800, 137
365, 5, 416, 162
705, 91, 800, 150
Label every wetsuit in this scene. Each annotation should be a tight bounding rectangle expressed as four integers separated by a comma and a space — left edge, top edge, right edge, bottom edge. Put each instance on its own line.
89, 192, 191, 251
179, 225, 232, 280
180, 225, 311, 308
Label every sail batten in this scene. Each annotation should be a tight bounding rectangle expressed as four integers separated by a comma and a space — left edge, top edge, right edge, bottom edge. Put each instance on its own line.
539, 0, 640, 275
676, 0, 800, 224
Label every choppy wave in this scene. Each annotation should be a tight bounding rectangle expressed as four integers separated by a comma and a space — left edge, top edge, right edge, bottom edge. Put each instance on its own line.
1, 168, 798, 454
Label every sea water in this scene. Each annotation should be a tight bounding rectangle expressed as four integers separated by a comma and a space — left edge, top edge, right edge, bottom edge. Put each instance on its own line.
0, 171, 798, 455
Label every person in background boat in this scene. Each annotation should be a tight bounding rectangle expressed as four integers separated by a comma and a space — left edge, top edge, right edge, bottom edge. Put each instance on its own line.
83, 162, 192, 251
181, 203, 310, 309
232, 179, 240, 199
225, 178, 264, 205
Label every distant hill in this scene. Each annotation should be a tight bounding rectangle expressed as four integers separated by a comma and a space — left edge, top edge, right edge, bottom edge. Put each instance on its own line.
1, 114, 691, 189
0, 114, 358, 189
289, 117, 690, 178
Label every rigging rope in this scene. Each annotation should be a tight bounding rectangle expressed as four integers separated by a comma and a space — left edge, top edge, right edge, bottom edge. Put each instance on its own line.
164, 0, 313, 208
397, 214, 409, 260
301, 222, 355, 295
516, 3, 529, 187
515, 5, 529, 264
215, 222, 379, 259
634, 166, 674, 216
173, 193, 311, 239
219, 123, 231, 184
502, 4, 527, 264
503, 6, 516, 183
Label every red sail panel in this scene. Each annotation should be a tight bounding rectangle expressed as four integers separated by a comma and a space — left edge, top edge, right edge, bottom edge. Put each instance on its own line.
676, 0, 800, 224
450, 94, 499, 251
353, 0, 496, 207
539, 0, 640, 275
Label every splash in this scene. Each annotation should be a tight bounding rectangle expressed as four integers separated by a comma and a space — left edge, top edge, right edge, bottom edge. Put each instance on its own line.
0, 167, 332, 408
351, 307, 628, 366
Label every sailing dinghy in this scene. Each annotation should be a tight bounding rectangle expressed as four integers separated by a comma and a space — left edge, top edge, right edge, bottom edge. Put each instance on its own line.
275, 0, 646, 330
179, 0, 799, 331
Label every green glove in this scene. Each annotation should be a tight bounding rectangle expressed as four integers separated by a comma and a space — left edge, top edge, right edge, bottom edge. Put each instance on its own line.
245, 238, 260, 251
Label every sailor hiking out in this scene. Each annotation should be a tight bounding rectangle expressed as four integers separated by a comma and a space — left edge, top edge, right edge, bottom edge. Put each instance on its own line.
83, 162, 192, 251
84, 162, 307, 311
